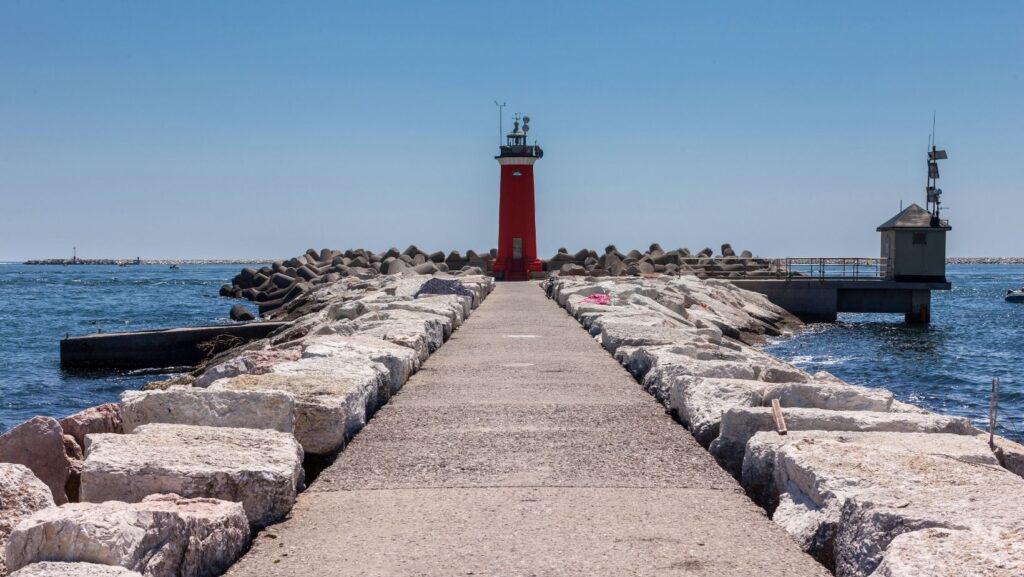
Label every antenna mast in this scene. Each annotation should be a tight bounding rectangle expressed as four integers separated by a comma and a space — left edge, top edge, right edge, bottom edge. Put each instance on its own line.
926, 114, 947, 225
493, 101, 506, 147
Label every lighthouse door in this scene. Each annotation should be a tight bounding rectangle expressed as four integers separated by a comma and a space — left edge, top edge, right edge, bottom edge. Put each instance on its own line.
509, 237, 526, 280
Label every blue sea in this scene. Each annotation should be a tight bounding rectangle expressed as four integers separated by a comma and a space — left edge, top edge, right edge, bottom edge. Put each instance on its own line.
0, 264, 259, 433
1, 263, 1022, 442
763, 264, 1024, 441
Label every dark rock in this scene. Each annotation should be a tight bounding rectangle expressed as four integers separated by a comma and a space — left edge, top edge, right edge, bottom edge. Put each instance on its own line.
627, 250, 643, 260
229, 305, 256, 322
573, 249, 589, 261
428, 251, 445, 263
219, 284, 234, 297
698, 247, 713, 258
721, 243, 736, 257
415, 278, 475, 298
740, 250, 753, 259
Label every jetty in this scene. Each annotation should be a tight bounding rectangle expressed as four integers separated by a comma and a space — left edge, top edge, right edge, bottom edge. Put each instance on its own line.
60, 322, 289, 369
225, 282, 827, 576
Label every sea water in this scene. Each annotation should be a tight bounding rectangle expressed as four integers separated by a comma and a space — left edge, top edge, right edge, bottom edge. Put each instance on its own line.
1, 263, 1022, 441
763, 264, 1024, 441
0, 264, 259, 432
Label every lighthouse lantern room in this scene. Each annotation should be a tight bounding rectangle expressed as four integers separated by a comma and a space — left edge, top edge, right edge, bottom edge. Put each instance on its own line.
493, 113, 544, 281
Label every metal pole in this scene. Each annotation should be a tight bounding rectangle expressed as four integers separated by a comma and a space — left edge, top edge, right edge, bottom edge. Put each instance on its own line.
990, 377, 1000, 449
494, 101, 505, 146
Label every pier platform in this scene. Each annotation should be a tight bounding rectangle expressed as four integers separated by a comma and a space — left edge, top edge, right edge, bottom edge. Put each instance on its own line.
60, 322, 289, 369
732, 279, 951, 323
226, 283, 827, 577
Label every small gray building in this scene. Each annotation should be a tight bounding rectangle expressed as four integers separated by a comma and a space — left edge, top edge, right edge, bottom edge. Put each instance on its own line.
877, 203, 951, 283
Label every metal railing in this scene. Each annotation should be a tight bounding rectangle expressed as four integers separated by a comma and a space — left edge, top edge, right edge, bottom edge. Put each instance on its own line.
692, 257, 887, 281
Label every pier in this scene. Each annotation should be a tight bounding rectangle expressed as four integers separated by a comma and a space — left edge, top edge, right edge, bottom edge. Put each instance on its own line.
60, 322, 289, 369
225, 282, 827, 577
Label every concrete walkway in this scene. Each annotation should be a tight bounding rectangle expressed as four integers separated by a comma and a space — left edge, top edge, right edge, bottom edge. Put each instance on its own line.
227, 283, 829, 577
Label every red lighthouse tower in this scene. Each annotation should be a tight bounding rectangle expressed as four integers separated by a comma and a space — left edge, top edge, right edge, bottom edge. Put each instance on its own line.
493, 114, 544, 281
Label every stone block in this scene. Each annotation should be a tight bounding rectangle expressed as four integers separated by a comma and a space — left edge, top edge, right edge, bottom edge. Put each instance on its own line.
0, 417, 71, 504
120, 388, 295, 434
0, 463, 55, 576
6, 494, 248, 577
80, 424, 303, 527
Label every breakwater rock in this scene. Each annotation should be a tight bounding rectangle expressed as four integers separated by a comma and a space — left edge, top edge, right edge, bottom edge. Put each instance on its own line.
544, 274, 1024, 576
543, 243, 783, 278
220, 246, 494, 319
0, 272, 492, 576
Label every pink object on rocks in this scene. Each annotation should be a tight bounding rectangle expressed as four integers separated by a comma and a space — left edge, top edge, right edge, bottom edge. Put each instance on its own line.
0, 417, 71, 504
581, 293, 611, 305
60, 403, 124, 449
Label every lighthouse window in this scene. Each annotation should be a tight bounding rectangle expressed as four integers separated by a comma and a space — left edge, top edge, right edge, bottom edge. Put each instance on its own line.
512, 170, 522, 176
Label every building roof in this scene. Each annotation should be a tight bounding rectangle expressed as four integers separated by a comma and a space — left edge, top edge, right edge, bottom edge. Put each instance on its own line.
876, 203, 951, 231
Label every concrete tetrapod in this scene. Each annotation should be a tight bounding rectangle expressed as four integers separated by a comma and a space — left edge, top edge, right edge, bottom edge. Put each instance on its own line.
80, 424, 303, 527
5, 494, 249, 577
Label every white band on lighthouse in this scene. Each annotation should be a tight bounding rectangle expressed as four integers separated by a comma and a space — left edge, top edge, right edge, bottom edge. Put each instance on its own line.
497, 157, 538, 166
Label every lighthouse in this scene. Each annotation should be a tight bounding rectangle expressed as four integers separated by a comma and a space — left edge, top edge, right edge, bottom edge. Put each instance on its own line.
493, 113, 544, 281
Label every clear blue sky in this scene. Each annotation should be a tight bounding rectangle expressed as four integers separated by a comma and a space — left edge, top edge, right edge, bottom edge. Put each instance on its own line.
1, 1, 1020, 260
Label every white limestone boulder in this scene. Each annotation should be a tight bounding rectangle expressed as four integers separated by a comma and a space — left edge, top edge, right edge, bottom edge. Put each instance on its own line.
666, 377, 897, 448
193, 348, 301, 388
742, 431, 1024, 577
80, 424, 303, 527
5, 494, 248, 577
350, 309, 448, 363
10, 562, 141, 576
869, 526, 1024, 577
209, 371, 378, 455
0, 464, 55, 576
120, 388, 295, 434
761, 381, 893, 413
710, 407, 975, 476
296, 334, 419, 395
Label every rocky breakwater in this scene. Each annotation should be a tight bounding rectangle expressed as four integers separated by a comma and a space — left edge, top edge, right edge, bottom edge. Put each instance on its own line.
543, 243, 787, 278
544, 274, 1024, 577
220, 246, 494, 319
0, 272, 493, 576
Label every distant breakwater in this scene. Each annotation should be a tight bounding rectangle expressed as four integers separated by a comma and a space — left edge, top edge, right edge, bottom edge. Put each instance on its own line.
946, 257, 1024, 264
23, 258, 276, 266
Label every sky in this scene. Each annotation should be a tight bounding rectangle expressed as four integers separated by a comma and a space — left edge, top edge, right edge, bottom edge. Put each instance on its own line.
1, 1, 1021, 260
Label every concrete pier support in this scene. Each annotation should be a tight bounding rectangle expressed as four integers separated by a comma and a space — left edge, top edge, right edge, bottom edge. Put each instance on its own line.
905, 289, 932, 324
731, 279, 949, 324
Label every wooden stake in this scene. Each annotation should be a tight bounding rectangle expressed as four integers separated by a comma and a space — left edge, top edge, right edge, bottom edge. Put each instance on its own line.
771, 398, 787, 436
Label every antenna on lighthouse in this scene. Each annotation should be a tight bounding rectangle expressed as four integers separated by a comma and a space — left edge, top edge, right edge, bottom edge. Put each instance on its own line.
493, 101, 506, 146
